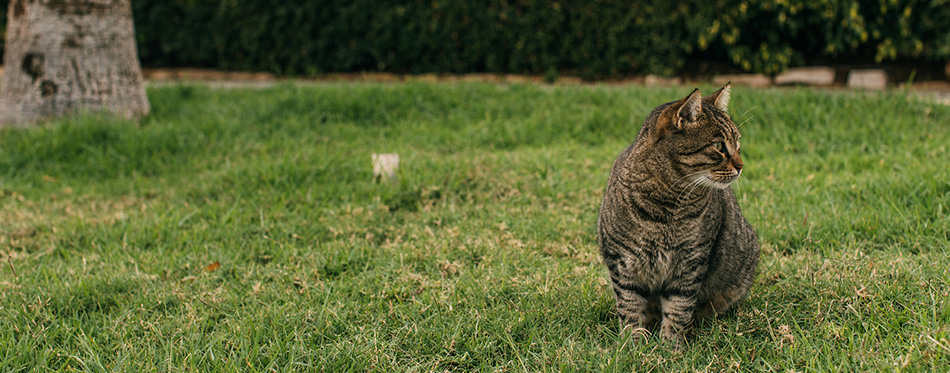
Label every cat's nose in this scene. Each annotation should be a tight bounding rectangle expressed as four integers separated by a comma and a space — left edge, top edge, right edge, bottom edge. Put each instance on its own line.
733, 158, 743, 173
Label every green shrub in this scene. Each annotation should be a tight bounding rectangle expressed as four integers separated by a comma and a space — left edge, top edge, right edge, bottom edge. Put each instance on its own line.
127, 0, 710, 78
0, 0, 947, 76
699, 0, 950, 74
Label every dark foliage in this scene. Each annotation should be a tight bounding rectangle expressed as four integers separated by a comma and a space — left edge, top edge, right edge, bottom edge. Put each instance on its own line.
0, 0, 947, 76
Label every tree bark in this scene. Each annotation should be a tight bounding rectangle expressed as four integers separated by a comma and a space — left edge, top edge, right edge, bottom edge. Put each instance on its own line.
0, 0, 149, 126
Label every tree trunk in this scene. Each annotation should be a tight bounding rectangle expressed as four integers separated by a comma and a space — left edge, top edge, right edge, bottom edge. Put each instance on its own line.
0, 0, 149, 126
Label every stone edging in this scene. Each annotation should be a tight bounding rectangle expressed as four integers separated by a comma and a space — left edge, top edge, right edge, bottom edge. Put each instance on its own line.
1, 66, 948, 103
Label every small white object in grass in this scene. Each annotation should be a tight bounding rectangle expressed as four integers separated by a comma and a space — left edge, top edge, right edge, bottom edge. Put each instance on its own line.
372, 153, 399, 183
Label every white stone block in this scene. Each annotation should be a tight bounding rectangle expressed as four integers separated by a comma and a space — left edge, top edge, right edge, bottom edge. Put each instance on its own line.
713, 74, 772, 88
774, 67, 836, 86
847, 69, 888, 90
644, 74, 682, 86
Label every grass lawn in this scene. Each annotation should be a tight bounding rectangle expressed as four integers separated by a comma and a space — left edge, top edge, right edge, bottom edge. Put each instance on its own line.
1, 82, 949, 371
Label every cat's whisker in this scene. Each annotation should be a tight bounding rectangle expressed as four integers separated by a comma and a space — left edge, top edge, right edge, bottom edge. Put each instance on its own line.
737, 114, 756, 129
677, 177, 708, 207
737, 106, 757, 122
670, 171, 710, 206
675, 178, 704, 208
672, 171, 709, 189
701, 178, 714, 194
674, 179, 697, 204
734, 169, 746, 184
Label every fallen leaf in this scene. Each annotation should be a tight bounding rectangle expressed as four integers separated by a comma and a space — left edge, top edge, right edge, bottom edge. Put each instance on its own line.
204, 261, 221, 272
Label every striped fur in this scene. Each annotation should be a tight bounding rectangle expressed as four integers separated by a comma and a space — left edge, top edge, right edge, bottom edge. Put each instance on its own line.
597, 85, 759, 348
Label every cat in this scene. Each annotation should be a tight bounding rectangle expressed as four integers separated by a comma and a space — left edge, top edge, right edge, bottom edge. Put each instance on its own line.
597, 84, 759, 348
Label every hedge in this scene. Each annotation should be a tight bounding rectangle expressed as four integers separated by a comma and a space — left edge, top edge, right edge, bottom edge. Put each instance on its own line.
1, 0, 948, 77
127, 0, 708, 78
698, 0, 950, 74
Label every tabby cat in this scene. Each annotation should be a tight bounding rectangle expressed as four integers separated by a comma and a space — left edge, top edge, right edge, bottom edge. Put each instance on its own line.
597, 84, 759, 348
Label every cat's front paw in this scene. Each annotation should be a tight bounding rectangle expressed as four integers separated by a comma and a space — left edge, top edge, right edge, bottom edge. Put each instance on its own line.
659, 330, 686, 351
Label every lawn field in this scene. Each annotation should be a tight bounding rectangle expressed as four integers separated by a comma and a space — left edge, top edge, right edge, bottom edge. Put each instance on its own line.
1, 82, 949, 371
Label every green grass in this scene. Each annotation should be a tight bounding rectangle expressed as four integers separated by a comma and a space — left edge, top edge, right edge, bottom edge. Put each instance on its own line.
1, 82, 949, 371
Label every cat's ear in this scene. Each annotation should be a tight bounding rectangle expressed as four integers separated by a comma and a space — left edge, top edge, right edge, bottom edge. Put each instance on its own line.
657, 89, 702, 136
703, 83, 731, 112
673, 88, 703, 130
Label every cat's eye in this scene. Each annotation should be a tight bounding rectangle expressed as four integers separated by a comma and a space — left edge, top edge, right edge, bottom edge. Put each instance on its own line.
713, 142, 725, 153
